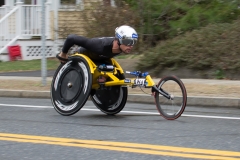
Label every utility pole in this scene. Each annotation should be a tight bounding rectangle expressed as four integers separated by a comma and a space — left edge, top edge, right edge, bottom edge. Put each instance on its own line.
41, 0, 47, 86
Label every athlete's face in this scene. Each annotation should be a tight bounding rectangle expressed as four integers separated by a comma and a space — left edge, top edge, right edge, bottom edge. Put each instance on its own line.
120, 44, 133, 53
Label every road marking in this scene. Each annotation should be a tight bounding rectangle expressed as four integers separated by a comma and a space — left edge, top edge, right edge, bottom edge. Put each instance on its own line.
0, 133, 239, 160
0, 103, 240, 120
0, 103, 52, 108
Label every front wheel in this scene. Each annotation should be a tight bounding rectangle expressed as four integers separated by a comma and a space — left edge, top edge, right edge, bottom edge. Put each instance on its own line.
154, 75, 187, 120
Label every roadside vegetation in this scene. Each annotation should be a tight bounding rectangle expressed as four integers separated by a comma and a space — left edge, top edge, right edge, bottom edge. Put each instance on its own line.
82, 0, 240, 79
137, 17, 240, 79
1, 0, 240, 79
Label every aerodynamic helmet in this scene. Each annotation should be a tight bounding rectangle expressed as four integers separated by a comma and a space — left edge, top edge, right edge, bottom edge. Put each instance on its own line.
115, 25, 138, 46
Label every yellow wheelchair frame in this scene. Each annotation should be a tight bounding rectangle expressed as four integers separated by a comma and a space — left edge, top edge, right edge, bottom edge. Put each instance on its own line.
74, 53, 155, 90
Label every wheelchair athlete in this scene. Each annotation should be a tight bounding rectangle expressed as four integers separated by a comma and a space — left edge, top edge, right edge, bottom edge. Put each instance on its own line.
52, 25, 138, 115
57, 25, 138, 63
56, 25, 138, 82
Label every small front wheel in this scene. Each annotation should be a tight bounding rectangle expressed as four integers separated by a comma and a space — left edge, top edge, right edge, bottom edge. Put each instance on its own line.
154, 75, 187, 120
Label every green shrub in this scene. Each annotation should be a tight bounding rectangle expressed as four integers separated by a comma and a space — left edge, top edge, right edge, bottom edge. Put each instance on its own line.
169, 0, 240, 36
82, 1, 140, 38
215, 69, 225, 79
122, 0, 240, 47
136, 17, 240, 77
80, 0, 240, 53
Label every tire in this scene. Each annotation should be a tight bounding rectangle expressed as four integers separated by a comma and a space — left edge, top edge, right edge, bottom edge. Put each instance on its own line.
90, 86, 128, 115
155, 75, 187, 120
51, 57, 92, 116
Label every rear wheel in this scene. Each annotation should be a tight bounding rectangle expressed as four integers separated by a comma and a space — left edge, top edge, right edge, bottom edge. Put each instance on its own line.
90, 86, 128, 115
155, 75, 187, 120
51, 57, 92, 116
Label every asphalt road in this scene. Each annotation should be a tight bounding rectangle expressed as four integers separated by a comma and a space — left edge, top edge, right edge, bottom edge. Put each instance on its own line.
0, 97, 239, 160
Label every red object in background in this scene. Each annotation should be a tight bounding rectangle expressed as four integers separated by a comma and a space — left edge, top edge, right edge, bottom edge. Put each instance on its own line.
7, 45, 22, 61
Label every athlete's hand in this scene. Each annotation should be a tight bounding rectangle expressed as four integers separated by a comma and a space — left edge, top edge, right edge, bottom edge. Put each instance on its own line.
56, 52, 68, 64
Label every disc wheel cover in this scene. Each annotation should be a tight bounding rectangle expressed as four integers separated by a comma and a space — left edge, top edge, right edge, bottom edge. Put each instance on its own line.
51, 59, 92, 116
59, 69, 83, 102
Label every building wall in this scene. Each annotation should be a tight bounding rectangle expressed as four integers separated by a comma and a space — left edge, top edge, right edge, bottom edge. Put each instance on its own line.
57, 11, 86, 39
56, 0, 104, 39
50, 10, 54, 40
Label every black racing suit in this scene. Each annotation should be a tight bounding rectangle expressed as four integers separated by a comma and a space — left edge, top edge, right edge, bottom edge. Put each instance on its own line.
62, 34, 121, 61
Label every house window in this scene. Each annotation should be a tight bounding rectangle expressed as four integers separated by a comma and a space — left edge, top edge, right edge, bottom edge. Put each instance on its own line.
18, 0, 36, 5
60, 0, 83, 10
24, 0, 31, 4
61, 0, 76, 5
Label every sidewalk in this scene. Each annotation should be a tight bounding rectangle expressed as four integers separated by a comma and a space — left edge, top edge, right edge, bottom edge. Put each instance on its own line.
0, 76, 240, 108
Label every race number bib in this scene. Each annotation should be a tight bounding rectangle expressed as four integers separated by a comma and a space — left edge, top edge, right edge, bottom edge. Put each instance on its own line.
134, 78, 146, 86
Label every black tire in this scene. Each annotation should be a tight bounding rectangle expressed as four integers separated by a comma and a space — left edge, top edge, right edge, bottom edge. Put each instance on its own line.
90, 86, 128, 115
155, 75, 187, 120
51, 57, 92, 116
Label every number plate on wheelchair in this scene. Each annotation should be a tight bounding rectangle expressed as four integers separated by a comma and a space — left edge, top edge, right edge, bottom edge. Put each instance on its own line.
134, 79, 146, 86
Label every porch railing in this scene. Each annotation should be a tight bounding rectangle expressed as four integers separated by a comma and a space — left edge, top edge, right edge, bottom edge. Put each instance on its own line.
0, 6, 8, 19
0, 6, 19, 53
0, 3, 50, 54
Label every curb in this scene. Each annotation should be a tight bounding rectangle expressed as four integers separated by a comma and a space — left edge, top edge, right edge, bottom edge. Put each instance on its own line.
0, 90, 50, 99
0, 90, 239, 108
127, 94, 240, 108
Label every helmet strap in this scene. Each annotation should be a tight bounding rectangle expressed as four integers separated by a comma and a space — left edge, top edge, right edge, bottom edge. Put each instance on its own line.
116, 39, 123, 52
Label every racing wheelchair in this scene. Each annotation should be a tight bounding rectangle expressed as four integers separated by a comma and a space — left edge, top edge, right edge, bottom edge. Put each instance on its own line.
51, 53, 187, 120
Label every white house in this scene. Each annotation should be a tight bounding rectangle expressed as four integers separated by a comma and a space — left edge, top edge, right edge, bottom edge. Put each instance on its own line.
0, 0, 116, 61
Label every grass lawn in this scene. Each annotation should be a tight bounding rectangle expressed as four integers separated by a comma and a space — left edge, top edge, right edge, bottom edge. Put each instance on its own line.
0, 58, 60, 73
0, 54, 140, 73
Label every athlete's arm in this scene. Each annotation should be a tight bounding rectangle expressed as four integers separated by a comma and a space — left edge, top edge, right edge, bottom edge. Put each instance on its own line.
62, 34, 95, 53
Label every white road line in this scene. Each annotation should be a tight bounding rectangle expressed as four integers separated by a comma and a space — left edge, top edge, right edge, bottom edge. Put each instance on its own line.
0, 103, 240, 120
0, 103, 52, 108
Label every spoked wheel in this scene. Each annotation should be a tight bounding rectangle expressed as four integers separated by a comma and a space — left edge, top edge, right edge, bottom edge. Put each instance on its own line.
154, 75, 187, 120
51, 57, 92, 116
90, 86, 128, 115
